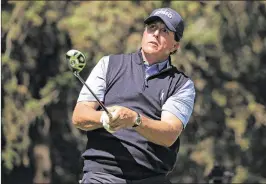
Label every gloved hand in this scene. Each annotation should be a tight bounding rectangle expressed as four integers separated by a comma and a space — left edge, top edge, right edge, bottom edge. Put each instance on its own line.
100, 111, 116, 133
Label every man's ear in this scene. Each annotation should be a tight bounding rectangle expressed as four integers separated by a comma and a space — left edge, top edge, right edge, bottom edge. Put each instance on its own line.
171, 42, 180, 52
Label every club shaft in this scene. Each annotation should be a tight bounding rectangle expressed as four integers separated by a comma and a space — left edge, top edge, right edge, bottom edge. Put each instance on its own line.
74, 72, 111, 117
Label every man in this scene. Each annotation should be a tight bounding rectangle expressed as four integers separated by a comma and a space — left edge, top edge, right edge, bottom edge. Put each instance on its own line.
73, 7, 196, 184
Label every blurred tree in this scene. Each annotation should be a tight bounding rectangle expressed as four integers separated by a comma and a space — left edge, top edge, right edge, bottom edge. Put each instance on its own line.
2, 1, 85, 184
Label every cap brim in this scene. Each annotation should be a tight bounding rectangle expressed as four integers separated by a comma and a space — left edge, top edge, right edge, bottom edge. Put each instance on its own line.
144, 16, 176, 32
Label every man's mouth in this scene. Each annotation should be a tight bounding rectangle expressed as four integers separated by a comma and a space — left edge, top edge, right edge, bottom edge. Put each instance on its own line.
148, 41, 158, 46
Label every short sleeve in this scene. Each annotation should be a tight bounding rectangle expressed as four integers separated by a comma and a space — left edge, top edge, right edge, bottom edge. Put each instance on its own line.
162, 80, 196, 128
77, 56, 109, 102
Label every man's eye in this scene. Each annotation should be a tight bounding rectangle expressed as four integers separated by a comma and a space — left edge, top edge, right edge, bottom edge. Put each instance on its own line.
162, 28, 169, 33
149, 24, 156, 29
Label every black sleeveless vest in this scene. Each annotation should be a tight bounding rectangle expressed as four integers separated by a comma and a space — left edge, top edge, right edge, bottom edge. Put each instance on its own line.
82, 50, 189, 180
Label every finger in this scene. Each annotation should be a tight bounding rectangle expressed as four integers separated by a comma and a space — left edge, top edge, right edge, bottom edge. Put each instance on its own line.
109, 111, 120, 122
109, 120, 128, 129
109, 118, 122, 128
107, 105, 119, 112
110, 124, 125, 131
102, 121, 116, 133
100, 111, 109, 124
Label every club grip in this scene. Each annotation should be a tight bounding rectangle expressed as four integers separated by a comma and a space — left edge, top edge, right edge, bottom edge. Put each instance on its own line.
107, 112, 113, 120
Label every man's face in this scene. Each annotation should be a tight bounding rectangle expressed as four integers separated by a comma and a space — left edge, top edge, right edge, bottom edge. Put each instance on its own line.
141, 20, 179, 59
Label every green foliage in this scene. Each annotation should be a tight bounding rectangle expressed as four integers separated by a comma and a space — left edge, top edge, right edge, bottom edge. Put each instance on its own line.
2, 1, 266, 183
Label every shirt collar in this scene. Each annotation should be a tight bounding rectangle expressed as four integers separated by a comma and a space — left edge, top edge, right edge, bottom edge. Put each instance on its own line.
143, 59, 168, 72
134, 48, 172, 69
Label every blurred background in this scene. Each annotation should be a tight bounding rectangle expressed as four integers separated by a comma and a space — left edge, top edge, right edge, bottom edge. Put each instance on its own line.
1, 1, 266, 184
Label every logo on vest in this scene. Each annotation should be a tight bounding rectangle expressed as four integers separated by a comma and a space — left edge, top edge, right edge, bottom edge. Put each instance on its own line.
154, 9, 173, 19
160, 90, 165, 101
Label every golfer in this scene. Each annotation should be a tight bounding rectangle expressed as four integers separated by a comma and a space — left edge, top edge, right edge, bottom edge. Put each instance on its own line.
73, 7, 196, 184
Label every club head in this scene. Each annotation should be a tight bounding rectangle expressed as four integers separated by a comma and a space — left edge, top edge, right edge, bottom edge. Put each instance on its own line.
66, 49, 86, 73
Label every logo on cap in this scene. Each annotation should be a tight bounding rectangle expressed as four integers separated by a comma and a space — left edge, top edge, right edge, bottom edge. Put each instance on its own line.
154, 9, 173, 19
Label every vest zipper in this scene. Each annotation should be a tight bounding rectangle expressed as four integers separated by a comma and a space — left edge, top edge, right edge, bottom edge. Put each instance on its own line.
142, 64, 173, 91
142, 64, 146, 91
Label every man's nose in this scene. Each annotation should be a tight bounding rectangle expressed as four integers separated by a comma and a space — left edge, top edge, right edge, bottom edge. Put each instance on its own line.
153, 29, 160, 37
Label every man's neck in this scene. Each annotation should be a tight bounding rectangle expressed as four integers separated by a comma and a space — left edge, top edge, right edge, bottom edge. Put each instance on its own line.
141, 49, 168, 65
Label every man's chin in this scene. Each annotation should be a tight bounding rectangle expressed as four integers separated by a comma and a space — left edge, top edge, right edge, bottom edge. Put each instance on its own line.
142, 47, 160, 54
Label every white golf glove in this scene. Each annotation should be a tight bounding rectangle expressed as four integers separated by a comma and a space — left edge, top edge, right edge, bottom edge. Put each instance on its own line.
100, 111, 115, 133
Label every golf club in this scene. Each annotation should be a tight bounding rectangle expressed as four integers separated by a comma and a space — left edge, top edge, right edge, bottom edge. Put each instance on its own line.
66, 49, 112, 119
